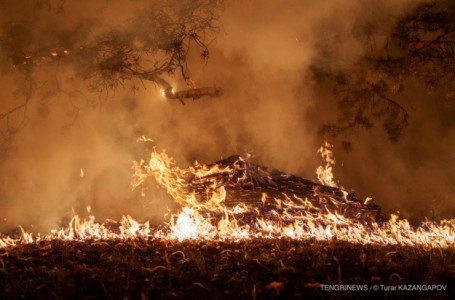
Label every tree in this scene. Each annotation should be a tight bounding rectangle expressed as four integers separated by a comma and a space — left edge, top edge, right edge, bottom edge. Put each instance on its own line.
312, 0, 455, 144
0, 0, 222, 138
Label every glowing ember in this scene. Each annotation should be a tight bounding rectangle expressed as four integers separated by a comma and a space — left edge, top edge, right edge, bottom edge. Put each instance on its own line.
1, 141, 455, 249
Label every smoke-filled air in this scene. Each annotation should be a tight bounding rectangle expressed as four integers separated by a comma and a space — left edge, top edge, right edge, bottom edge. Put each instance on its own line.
0, 0, 454, 236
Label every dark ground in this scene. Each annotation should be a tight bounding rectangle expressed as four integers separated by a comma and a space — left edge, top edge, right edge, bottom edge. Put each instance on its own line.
0, 238, 454, 299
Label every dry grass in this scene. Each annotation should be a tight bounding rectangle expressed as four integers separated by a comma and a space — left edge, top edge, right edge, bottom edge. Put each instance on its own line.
0, 238, 454, 299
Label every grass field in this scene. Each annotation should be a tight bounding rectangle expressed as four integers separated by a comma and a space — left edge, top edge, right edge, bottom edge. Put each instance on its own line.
1, 238, 454, 299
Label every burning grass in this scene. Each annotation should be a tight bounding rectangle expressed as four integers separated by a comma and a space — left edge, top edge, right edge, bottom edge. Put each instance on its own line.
1, 141, 454, 298
2, 141, 454, 248
0, 238, 454, 299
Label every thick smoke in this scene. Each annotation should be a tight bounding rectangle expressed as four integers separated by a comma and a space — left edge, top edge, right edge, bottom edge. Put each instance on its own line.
0, 0, 452, 232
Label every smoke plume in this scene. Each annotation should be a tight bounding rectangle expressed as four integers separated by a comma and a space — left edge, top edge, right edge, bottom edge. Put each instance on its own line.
0, 0, 452, 232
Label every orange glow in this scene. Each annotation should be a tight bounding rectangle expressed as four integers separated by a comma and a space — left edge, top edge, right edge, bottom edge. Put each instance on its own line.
1, 141, 455, 249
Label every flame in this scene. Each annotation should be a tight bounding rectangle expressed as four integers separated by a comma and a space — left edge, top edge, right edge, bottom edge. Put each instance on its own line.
316, 142, 337, 187
159, 88, 175, 97
1, 141, 455, 249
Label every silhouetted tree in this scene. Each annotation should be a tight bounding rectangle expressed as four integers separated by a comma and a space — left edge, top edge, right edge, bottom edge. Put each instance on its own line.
313, 0, 455, 144
0, 0, 222, 137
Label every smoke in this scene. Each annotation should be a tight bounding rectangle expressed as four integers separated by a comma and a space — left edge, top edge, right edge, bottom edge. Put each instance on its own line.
0, 0, 451, 232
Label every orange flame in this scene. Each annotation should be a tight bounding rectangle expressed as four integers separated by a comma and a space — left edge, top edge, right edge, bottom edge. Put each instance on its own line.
1, 141, 455, 249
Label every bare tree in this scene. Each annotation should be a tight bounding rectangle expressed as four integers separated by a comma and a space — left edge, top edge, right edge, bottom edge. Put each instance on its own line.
312, 0, 455, 145
0, 0, 223, 137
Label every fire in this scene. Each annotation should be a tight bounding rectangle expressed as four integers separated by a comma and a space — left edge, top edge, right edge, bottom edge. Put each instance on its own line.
316, 142, 337, 187
1, 141, 455, 249
159, 88, 175, 97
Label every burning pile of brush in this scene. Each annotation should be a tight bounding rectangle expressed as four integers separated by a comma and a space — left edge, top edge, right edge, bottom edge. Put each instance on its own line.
1, 140, 455, 248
